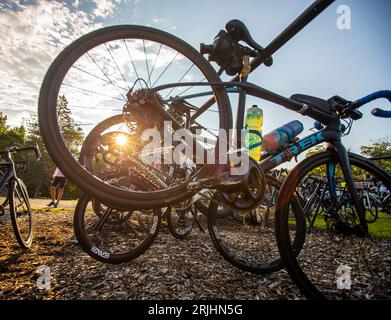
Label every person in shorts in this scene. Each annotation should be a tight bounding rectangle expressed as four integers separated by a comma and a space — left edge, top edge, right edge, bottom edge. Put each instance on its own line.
47, 167, 67, 208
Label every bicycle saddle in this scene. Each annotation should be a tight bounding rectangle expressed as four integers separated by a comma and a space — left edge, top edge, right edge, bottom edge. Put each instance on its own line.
225, 19, 273, 66
291, 94, 332, 115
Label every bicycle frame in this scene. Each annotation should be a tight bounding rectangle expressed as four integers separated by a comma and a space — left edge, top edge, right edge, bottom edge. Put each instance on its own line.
0, 155, 17, 195
157, 78, 366, 228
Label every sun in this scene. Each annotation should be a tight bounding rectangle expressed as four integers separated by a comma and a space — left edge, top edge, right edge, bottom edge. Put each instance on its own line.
114, 133, 128, 146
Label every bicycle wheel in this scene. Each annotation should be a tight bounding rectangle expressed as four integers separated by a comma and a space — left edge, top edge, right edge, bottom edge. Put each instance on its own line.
207, 175, 305, 274
9, 179, 33, 249
275, 151, 391, 300
166, 206, 196, 240
362, 193, 378, 223
38, 25, 232, 210
74, 192, 161, 264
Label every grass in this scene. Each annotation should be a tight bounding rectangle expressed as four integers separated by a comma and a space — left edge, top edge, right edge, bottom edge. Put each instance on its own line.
368, 212, 391, 239
289, 211, 391, 239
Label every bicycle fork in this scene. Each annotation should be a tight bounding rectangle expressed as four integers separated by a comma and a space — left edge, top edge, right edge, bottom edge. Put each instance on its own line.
327, 141, 368, 234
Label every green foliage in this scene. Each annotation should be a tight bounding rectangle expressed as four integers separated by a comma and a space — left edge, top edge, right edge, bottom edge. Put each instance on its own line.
303, 143, 369, 181
1, 96, 84, 199
23, 95, 84, 199
57, 95, 84, 157
305, 145, 328, 176
360, 137, 391, 173
0, 112, 26, 150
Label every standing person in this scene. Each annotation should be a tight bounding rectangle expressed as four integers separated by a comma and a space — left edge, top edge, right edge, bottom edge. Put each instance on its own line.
47, 167, 67, 208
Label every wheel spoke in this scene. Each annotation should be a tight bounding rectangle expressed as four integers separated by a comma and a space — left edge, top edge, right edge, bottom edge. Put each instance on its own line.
151, 52, 179, 87
86, 53, 128, 100
104, 43, 131, 91
142, 40, 151, 88
62, 83, 126, 102
148, 43, 162, 87
123, 39, 140, 82
71, 65, 128, 92
164, 63, 195, 99
175, 77, 206, 97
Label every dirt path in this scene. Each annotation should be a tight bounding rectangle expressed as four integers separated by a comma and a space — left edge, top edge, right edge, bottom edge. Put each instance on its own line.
0, 207, 302, 300
29, 198, 77, 209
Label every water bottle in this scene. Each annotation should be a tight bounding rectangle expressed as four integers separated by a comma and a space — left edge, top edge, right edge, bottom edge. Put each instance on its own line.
244, 105, 263, 161
262, 120, 303, 153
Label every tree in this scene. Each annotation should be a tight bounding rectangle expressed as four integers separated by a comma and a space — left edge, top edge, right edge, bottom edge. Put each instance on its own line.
57, 95, 84, 157
0, 112, 26, 150
24, 95, 84, 199
360, 137, 391, 173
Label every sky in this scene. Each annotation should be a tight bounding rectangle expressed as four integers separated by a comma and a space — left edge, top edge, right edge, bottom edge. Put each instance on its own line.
0, 0, 390, 161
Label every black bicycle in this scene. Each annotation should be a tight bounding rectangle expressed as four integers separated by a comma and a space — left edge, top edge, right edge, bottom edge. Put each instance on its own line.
274, 94, 391, 299
38, 0, 391, 297
38, 0, 344, 211
0, 145, 40, 249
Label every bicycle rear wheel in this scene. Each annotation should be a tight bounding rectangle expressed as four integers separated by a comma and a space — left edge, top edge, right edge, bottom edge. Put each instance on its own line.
9, 179, 33, 249
275, 151, 391, 300
38, 25, 232, 210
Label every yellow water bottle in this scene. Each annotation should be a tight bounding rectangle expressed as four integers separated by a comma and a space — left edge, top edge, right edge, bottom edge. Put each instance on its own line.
244, 105, 263, 161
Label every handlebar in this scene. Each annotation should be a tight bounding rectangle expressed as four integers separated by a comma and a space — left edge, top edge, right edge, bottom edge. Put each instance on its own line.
352, 90, 391, 118
0, 144, 41, 160
371, 108, 391, 118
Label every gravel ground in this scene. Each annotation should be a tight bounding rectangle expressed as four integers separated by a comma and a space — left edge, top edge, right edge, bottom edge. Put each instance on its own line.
0, 207, 303, 300
1, 205, 390, 300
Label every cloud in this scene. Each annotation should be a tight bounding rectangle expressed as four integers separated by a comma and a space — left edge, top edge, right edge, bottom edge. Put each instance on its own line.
92, 0, 115, 18
0, 0, 102, 126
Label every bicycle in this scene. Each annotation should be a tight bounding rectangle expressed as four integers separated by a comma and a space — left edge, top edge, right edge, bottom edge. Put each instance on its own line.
205, 102, 390, 276
38, 0, 340, 211
359, 186, 381, 223
274, 94, 391, 299
38, 0, 390, 279
0, 145, 40, 249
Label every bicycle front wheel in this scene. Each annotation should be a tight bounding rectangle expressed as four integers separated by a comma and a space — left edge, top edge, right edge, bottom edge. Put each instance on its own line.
275, 151, 391, 300
39, 25, 232, 210
9, 179, 33, 249
74, 193, 161, 264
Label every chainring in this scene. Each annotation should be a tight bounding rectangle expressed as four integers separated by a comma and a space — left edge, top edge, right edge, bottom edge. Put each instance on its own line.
219, 158, 266, 211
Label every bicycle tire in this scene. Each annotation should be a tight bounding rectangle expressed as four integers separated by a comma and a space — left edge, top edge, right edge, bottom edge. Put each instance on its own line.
9, 179, 33, 249
363, 194, 378, 223
74, 192, 161, 264
275, 150, 391, 300
38, 25, 232, 210
166, 206, 196, 240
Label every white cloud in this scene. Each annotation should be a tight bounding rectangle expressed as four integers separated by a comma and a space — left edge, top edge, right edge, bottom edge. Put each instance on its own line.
0, 0, 102, 124
92, 0, 115, 18
73, 0, 81, 9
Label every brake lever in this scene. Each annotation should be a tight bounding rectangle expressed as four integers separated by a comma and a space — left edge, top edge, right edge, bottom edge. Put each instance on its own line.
225, 19, 273, 67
